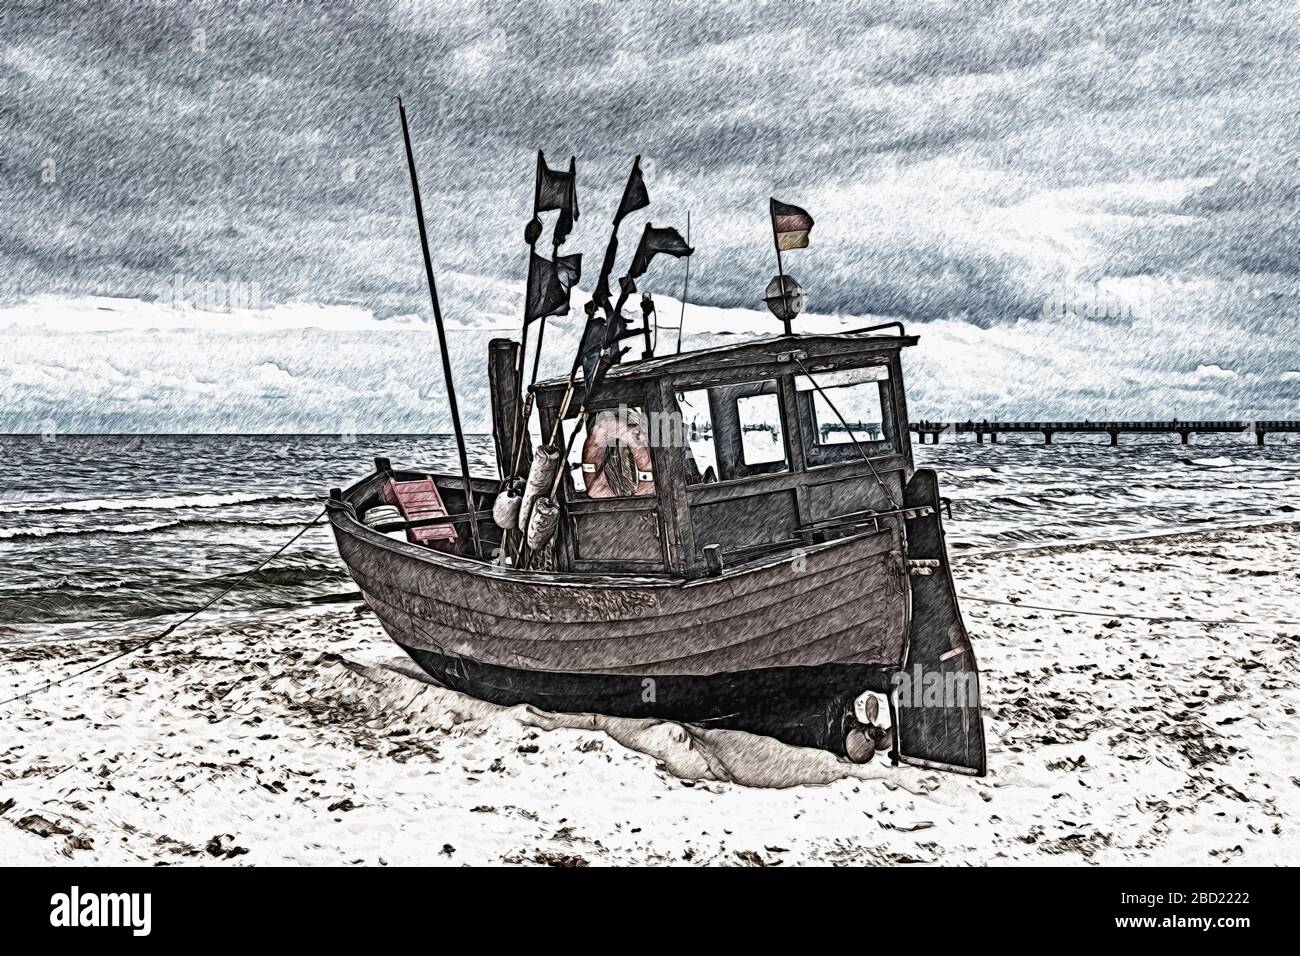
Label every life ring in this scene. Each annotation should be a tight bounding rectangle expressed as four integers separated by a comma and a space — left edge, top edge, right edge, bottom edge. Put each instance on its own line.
582, 411, 655, 498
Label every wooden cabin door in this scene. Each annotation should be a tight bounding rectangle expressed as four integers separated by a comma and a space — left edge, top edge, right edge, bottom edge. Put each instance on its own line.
679, 379, 805, 565
563, 405, 667, 572
567, 497, 665, 572
896, 468, 987, 775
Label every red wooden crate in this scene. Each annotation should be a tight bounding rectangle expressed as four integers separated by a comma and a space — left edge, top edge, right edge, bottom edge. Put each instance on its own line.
380, 477, 460, 554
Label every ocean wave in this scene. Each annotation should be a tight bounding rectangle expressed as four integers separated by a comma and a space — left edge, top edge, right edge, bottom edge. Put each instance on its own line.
1058, 493, 1105, 504
0, 568, 352, 625
1, 522, 165, 540
942, 467, 1001, 480
226, 565, 350, 587
990, 495, 1039, 508
3, 491, 311, 515
0, 564, 347, 595
0, 574, 127, 595
0, 516, 316, 542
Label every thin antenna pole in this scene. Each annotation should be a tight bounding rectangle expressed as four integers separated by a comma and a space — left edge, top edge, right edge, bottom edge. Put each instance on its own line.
397, 96, 482, 559
769, 198, 791, 336
519, 153, 544, 402
675, 210, 690, 355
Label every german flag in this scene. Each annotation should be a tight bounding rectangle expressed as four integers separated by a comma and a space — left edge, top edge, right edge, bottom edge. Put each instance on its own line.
770, 198, 814, 251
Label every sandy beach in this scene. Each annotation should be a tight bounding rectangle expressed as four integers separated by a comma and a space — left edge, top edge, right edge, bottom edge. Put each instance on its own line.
2, 521, 1297, 866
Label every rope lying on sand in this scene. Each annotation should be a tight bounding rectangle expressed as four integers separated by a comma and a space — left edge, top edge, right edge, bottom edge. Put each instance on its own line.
963, 594, 1300, 628
0, 509, 326, 709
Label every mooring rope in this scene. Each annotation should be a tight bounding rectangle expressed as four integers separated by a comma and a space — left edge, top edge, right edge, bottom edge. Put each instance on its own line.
0, 508, 326, 709
962, 593, 1300, 628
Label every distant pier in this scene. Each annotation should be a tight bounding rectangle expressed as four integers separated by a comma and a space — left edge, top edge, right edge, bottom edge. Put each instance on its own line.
911, 420, 1300, 446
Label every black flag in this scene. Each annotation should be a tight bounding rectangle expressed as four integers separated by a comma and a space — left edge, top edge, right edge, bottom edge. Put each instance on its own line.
575, 298, 638, 394
585, 344, 627, 396
614, 156, 650, 225
554, 250, 581, 289
556, 156, 578, 244
629, 224, 692, 278
591, 157, 652, 318
525, 251, 582, 323
535, 151, 574, 212
535, 151, 578, 246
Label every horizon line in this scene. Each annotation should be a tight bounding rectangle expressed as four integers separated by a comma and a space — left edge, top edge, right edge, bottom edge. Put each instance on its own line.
0, 431, 495, 438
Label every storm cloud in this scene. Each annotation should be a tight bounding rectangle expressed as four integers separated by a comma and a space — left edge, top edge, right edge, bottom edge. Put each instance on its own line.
2, 0, 1299, 428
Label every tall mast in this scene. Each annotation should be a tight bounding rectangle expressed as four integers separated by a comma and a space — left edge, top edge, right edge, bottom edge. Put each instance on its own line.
516, 151, 542, 444
397, 97, 483, 559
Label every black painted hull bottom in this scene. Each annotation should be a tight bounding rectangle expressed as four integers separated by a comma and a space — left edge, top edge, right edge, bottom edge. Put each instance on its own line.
398, 643, 895, 755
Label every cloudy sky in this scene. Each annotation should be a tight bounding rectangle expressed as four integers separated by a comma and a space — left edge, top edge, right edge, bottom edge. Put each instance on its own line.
2, 0, 1299, 431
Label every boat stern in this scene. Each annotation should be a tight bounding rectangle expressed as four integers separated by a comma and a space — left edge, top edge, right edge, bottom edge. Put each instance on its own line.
893, 467, 987, 775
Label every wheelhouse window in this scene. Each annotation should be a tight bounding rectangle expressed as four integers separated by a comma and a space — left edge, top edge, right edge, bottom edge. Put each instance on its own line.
566, 406, 656, 499
796, 364, 895, 466
676, 389, 718, 484
674, 379, 789, 483
737, 393, 786, 467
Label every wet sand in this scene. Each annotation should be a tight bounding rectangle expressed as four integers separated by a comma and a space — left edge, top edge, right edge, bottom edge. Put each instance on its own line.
2, 522, 1297, 865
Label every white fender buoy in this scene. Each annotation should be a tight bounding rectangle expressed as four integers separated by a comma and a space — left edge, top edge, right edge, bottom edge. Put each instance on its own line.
526, 496, 560, 550
518, 445, 561, 534
492, 478, 524, 529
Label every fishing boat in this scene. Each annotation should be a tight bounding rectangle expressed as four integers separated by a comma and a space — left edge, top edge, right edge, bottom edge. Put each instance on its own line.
325, 104, 986, 775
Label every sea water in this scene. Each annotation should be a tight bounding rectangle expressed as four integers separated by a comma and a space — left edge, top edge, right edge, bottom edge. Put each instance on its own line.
1, 432, 1297, 641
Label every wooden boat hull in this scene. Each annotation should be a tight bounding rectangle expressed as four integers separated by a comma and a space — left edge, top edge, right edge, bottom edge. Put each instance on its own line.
333, 518, 909, 676
329, 475, 905, 752
327, 466, 985, 770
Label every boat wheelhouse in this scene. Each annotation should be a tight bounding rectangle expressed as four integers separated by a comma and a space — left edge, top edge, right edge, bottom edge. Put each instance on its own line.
327, 324, 986, 775
530, 326, 916, 576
